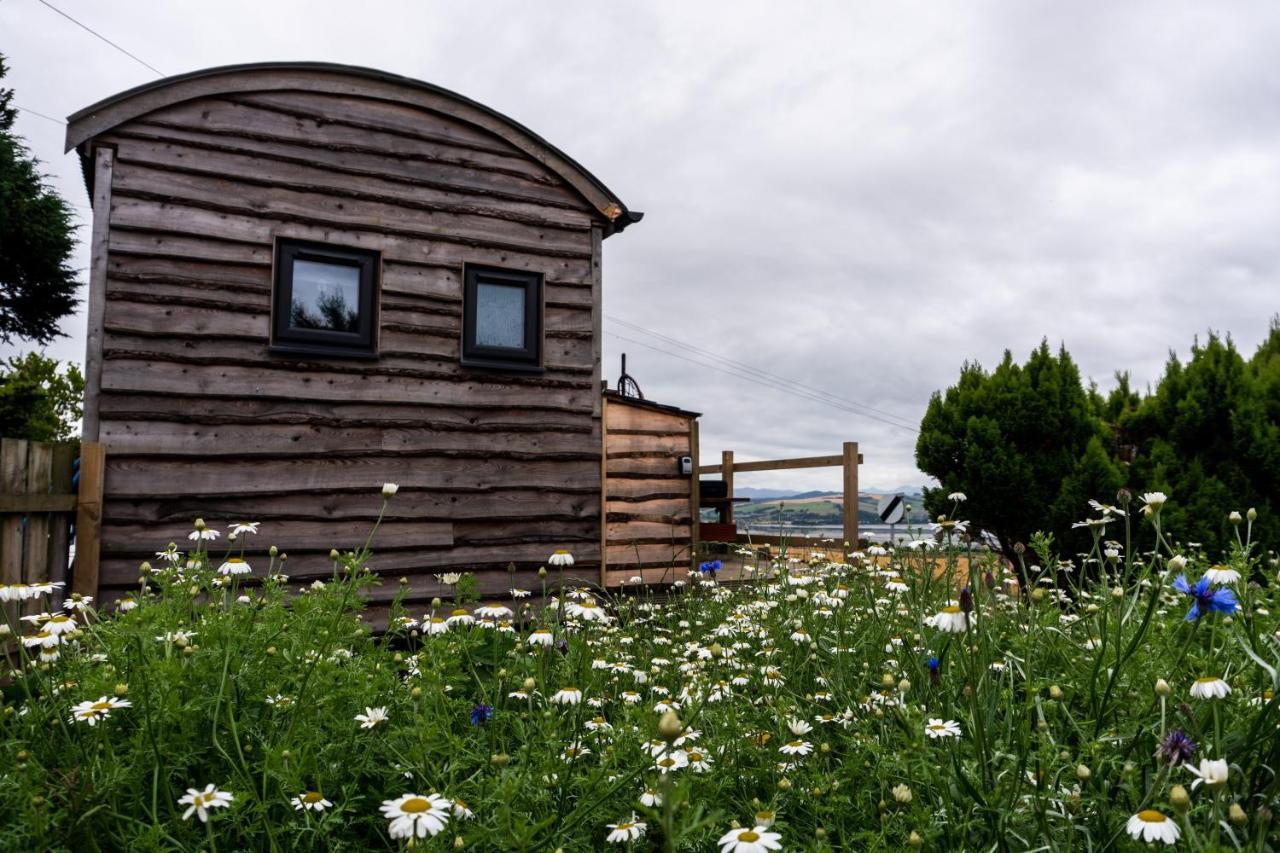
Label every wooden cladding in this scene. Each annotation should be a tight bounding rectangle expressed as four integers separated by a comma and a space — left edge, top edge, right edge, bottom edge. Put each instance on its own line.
79, 73, 617, 607
601, 394, 698, 587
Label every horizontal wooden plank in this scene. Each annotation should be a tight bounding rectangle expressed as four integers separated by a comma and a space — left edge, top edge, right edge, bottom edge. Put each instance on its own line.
605, 404, 694, 432
108, 197, 595, 283
101, 330, 594, 376
229, 91, 526, 158
606, 521, 692, 541
133, 97, 573, 195
606, 457, 694, 477
98, 359, 596, 409
96, 393, 599, 429
604, 480, 693, 501
98, 420, 599, 458
606, 543, 694, 565
0, 494, 78, 513
113, 134, 595, 232
101, 519, 455, 554
103, 455, 601, 497
604, 432, 691, 454
111, 159, 591, 258
604, 498, 692, 518
698, 454, 862, 474
98, 541, 603, 587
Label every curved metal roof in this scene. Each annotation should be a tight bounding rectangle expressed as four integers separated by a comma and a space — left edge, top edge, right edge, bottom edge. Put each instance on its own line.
65, 61, 642, 234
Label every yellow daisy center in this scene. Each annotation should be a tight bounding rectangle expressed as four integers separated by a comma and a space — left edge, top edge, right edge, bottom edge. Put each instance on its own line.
451, 609, 467, 617
401, 797, 431, 814
1137, 810, 1167, 823
1195, 677, 1221, 684
303, 792, 324, 804
90, 701, 113, 711
739, 830, 761, 842
942, 606, 961, 614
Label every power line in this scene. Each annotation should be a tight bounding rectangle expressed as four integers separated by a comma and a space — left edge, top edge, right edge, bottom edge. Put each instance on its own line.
36, 0, 165, 77
15, 104, 65, 125
604, 314, 919, 431
604, 329, 919, 433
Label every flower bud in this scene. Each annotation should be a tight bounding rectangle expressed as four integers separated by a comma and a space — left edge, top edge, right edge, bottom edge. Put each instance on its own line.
892, 783, 913, 803
1229, 803, 1247, 826
382, 482, 399, 497
898, 678, 911, 693
777, 778, 792, 791
410, 686, 423, 698
909, 830, 923, 848
269, 545, 278, 556
1049, 685, 1063, 700
1155, 678, 1170, 696
881, 673, 896, 689
329, 549, 340, 561
1168, 554, 1187, 571
491, 752, 509, 767
523, 677, 536, 691
432, 597, 443, 608
657, 711, 683, 742
1030, 588, 1046, 602
114, 683, 129, 696
454, 835, 465, 850
538, 566, 547, 578
1170, 785, 1190, 811
194, 518, 206, 530
1229, 511, 1243, 525
1076, 764, 1090, 781
1247, 507, 1257, 522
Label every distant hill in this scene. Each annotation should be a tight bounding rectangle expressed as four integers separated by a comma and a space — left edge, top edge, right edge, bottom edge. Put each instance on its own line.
729, 490, 930, 526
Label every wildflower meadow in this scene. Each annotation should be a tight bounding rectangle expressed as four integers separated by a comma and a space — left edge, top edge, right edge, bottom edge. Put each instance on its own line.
1, 488, 1278, 850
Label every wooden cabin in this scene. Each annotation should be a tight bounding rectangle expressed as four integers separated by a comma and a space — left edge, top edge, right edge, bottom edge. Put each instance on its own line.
64, 62, 698, 615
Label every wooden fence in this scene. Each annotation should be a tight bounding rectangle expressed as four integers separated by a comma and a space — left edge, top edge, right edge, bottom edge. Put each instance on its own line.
0, 439, 104, 615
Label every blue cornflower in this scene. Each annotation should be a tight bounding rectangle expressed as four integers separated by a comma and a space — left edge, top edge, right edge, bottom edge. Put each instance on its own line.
1173, 574, 1238, 621
927, 655, 941, 686
1155, 728, 1196, 767
699, 560, 722, 574
469, 704, 494, 726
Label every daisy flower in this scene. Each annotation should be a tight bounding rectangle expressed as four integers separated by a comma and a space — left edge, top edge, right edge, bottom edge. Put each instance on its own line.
639, 787, 662, 807
218, 558, 252, 576
1189, 677, 1231, 700
380, 793, 451, 840
356, 706, 389, 728
778, 739, 812, 756
291, 791, 333, 812
550, 687, 583, 706
606, 815, 647, 844
686, 749, 714, 772
528, 629, 554, 647
1125, 810, 1179, 845
653, 749, 689, 774
1185, 757, 1229, 789
381, 482, 399, 497
719, 825, 783, 852
930, 604, 969, 633
69, 696, 132, 726
548, 549, 575, 567
566, 598, 611, 623
475, 603, 512, 620
925, 718, 962, 739
188, 521, 219, 542
178, 784, 233, 823
229, 521, 259, 535
1203, 564, 1241, 585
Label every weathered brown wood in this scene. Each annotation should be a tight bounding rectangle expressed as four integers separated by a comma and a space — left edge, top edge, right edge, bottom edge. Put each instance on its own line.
698, 453, 864, 474
103, 456, 600, 498
73, 443, 106, 597
843, 441, 860, 547
83, 147, 115, 441
111, 160, 592, 258
20, 445, 52, 617
46, 444, 76, 598
0, 440, 27, 601
722, 450, 735, 526
0, 494, 79, 513
102, 519, 454, 554
98, 359, 597, 409
689, 419, 701, 558
599, 394, 608, 586
98, 421, 597, 457
108, 198, 595, 283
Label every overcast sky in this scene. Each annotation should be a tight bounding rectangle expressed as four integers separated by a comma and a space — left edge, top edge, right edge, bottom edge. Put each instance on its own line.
4, 1, 1279, 492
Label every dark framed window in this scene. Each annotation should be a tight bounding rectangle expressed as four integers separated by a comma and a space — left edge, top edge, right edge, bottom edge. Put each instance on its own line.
461, 264, 543, 370
271, 238, 379, 358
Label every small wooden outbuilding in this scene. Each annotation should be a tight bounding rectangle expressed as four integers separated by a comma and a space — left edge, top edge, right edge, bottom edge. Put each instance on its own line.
64, 63, 698, 614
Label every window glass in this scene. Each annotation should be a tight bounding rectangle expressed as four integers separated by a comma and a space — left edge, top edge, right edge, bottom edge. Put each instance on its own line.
290, 260, 361, 333
474, 282, 527, 348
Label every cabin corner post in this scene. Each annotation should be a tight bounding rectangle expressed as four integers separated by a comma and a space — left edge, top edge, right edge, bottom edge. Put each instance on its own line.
689, 419, 700, 564
842, 441, 860, 549
82, 146, 115, 443
721, 450, 735, 526
599, 394, 608, 587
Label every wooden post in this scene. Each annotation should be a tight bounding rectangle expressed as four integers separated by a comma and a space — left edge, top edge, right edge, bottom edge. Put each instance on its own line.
22, 443, 52, 616
82, 146, 115, 442
689, 419, 701, 563
842, 441, 859, 549
599, 394, 608, 588
1, 440, 26, 632
73, 442, 106, 597
721, 450, 734, 526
